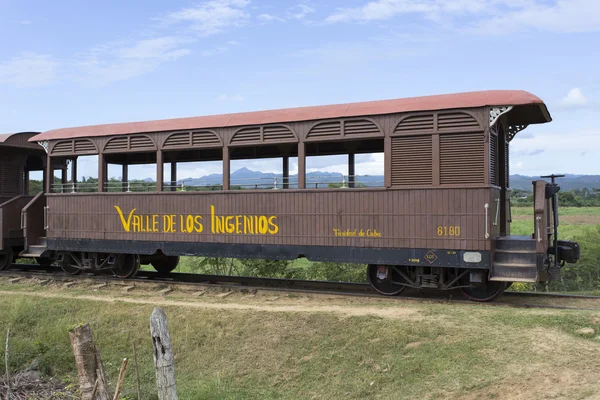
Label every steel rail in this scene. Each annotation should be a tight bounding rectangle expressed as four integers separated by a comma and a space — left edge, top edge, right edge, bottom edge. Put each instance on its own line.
2, 264, 600, 311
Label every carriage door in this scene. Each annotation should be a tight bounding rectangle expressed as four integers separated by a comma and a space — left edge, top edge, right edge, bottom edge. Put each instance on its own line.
497, 124, 509, 236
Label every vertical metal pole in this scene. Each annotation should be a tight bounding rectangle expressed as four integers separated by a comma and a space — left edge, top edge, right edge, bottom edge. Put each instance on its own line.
223, 147, 230, 190
282, 156, 289, 189
171, 162, 177, 192
157, 150, 164, 192
348, 152, 355, 188
98, 153, 105, 192
122, 163, 128, 192
298, 142, 305, 189
72, 157, 78, 192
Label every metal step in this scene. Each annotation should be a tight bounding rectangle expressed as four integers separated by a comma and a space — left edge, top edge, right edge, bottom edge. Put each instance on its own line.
494, 249, 537, 264
495, 236, 536, 251
490, 261, 537, 282
19, 245, 47, 258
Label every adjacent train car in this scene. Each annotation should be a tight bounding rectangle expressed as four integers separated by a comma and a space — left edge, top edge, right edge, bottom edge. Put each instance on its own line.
5, 90, 581, 301
0, 132, 48, 268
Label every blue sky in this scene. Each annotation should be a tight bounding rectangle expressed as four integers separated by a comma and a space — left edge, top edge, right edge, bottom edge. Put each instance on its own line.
1, 0, 599, 180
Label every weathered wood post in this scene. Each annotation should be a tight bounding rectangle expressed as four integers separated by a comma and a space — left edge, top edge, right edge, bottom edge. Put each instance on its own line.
150, 307, 178, 400
5, 328, 11, 400
69, 323, 111, 400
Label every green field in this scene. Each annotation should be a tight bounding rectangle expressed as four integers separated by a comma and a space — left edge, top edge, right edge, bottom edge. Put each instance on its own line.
2, 284, 600, 399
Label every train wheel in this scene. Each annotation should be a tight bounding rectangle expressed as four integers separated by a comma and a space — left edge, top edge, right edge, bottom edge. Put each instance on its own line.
151, 256, 179, 275
367, 264, 408, 296
0, 250, 13, 270
458, 273, 506, 302
60, 254, 81, 275
111, 254, 140, 279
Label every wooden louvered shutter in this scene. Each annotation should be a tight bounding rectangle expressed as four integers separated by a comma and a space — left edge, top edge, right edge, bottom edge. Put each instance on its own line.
440, 133, 485, 184
490, 133, 499, 186
391, 136, 432, 186
0, 165, 21, 196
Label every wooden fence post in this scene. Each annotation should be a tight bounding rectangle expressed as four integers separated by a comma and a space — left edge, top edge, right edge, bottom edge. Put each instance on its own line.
5, 328, 11, 400
69, 323, 111, 400
150, 307, 178, 400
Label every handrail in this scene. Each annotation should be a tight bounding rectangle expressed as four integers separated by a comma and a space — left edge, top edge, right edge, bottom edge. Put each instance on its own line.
0, 195, 28, 209
44, 206, 49, 230
484, 203, 489, 239
493, 198, 500, 226
22, 191, 45, 213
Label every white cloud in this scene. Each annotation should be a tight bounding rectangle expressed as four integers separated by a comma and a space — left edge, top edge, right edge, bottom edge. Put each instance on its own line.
75, 36, 192, 85
0, 52, 58, 87
325, 0, 600, 34
218, 94, 245, 102
559, 88, 589, 109
20, 20, 32, 25
258, 13, 285, 22
115, 36, 193, 60
287, 4, 316, 20
162, 0, 250, 36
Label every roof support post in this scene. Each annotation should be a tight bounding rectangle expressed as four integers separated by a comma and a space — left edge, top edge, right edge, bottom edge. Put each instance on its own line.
348, 153, 355, 188
223, 146, 230, 191
71, 158, 78, 193
156, 150, 164, 192
298, 142, 305, 189
170, 162, 177, 192
98, 153, 105, 192
45, 157, 52, 193
122, 163, 128, 192
61, 167, 67, 193
24, 170, 29, 195
282, 156, 289, 189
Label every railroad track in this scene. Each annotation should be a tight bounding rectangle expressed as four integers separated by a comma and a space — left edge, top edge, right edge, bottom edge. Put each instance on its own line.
2, 263, 600, 311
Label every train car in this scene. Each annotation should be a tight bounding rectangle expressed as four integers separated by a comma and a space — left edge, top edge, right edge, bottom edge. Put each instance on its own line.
11, 90, 580, 301
0, 132, 49, 268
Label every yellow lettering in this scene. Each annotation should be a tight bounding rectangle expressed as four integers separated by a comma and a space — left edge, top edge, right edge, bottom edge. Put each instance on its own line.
258, 216, 268, 234
132, 215, 141, 232
225, 216, 235, 234
244, 215, 254, 234
114, 206, 136, 232
194, 216, 203, 233
268, 216, 278, 234
235, 215, 242, 234
210, 205, 216, 233
152, 215, 159, 232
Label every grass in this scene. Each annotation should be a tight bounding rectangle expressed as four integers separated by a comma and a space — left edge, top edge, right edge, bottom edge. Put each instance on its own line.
511, 206, 600, 217
1, 283, 600, 399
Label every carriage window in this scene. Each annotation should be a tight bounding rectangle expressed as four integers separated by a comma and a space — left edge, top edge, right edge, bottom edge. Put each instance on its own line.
228, 144, 298, 190
305, 138, 384, 189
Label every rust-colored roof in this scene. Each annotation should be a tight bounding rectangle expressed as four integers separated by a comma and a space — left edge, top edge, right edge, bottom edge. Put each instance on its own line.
30, 90, 549, 142
1, 132, 40, 146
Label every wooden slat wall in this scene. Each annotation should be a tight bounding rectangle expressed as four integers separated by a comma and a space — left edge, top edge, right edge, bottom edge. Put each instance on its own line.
47, 188, 492, 251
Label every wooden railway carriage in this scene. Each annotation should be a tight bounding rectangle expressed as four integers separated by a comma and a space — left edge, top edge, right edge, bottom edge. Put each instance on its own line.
0, 132, 49, 269
7, 90, 580, 301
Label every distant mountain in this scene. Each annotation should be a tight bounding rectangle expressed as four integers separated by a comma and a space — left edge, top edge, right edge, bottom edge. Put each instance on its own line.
166, 169, 600, 191
510, 174, 600, 191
